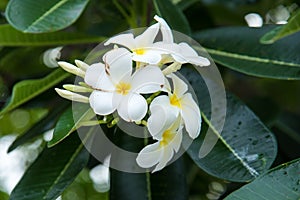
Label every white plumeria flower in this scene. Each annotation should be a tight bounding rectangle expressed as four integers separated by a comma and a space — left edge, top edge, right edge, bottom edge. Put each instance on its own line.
84, 47, 165, 122
154, 15, 210, 67
136, 115, 182, 172
148, 73, 201, 139
104, 22, 166, 65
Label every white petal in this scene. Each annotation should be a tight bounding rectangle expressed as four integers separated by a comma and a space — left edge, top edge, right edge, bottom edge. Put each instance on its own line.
185, 56, 210, 66
135, 23, 160, 47
154, 15, 173, 43
117, 93, 147, 121
173, 43, 210, 66
162, 77, 171, 93
103, 48, 132, 83
168, 73, 188, 97
84, 63, 115, 91
89, 91, 117, 115
153, 145, 174, 172
136, 142, 162, 168
131, 65, 164, 94
170, 129, 183, 152
104, 33, 136, 49
147, 103, 178, 139
149, 95, 170, 111
181, 94, 201, 139
132, 50, 162, 64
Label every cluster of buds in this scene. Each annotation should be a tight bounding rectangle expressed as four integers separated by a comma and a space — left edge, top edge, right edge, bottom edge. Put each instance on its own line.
55, 15, 210, 172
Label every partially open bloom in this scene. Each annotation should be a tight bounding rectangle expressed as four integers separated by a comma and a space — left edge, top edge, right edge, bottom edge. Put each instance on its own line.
148, 73, 201, 139
85, 47, 165, 122
136, 116, 182, 172
154, 15, 210, 67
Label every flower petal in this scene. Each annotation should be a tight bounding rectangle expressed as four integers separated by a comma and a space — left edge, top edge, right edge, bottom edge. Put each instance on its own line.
84, 63, 115, 91
181, 93, 201, 139
135, 23, 160, 47
172, 43, 210, 66
117, 93, 147, 121
153, 145, 174, 172
147, 102, 178, 139
104, 33, 136, 49
168, 73, 188, 97
89, 91, 117, 115
149, 95, 170, 108
136, 142, 162, 168
132, 50, 162, 64
170, 129, 183, 152
154, 15, 173, 43
103, 48, 132, 83
131, 65, 164, 94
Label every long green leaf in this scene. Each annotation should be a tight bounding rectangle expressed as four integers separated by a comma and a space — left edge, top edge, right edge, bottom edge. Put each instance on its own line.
0, 24, 105, 46
153, 0, 191, 35
0, 68, 69, 116
5, 0, 89, 33
225, 158, 300, 199
9, 131, 90, 200
48, 104, 94, 147
261, 10, 300, 44
181, 67, 277, 182
194, 26, 300, 80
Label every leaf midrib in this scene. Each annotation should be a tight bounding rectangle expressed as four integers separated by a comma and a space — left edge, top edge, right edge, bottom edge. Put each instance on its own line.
201, 112, 260, 177
44, 142, 84, 199
44, 128, 92, 199
205, 48, 300, 67
24, 0, 68, 32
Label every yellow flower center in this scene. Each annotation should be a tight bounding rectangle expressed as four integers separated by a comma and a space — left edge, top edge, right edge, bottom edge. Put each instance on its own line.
116, 82, 131, 95
170, 94, 181, 108
160, 130, 175, 147
133, 48, 146, 55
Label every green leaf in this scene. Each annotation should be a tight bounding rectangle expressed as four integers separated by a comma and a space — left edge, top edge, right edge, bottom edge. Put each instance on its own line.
0, 24, 105, 46
110, 127, 188, 200
181, 67, 277, 182
5, 0, 89, 33
153, 0, 191, 35
111, 159, 187, 200
261, 10, 300, 44
48, 104, 95, 147
0, 68, 69, 116
225, 158, 300, 199
8, 101, 69, 153
194, 26, 300, 80
9, 131, 90, 200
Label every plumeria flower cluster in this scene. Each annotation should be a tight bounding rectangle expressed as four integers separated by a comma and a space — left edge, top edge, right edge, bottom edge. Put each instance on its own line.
55, 15, 210, 172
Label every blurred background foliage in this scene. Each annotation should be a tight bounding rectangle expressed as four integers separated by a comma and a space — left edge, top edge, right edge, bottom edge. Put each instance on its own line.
0, 0, 300, 199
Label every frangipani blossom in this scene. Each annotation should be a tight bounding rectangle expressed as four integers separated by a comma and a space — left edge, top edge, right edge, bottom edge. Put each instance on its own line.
136, 116, 182, 172
148, 73, 201, 139
104, 23, 165, 65
154, 15, 210, 67
85, 47, 164, 122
